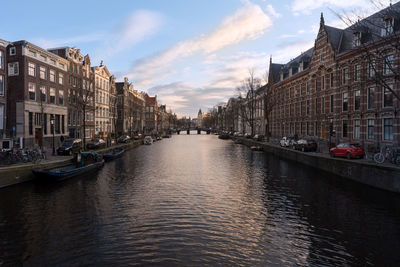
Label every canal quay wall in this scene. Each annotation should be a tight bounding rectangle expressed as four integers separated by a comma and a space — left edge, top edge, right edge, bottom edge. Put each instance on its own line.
0, 140, 143, 189
240, 138, 400, 193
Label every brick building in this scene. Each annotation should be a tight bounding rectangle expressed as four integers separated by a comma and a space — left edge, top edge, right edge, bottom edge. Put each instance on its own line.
0, 39, 10, 148
116, 77, 145, 136
6, 41, 69, 149
48, 47, 95, 143
268, 4, 400, 150
144, 94, 158, 134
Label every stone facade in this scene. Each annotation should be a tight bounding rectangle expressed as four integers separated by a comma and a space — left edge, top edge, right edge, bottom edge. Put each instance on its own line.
93, 62, 112, 138
48, 47, 95, 143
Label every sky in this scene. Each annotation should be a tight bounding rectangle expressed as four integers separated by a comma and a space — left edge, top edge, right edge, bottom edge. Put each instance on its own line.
0, 0, 396, 117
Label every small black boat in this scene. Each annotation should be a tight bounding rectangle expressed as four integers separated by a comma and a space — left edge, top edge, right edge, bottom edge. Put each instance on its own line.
102, 147, 124, 162
32, 152, 104, 182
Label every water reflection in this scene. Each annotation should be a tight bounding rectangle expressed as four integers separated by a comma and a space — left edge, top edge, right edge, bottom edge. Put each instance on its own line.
0, 134, 399, 266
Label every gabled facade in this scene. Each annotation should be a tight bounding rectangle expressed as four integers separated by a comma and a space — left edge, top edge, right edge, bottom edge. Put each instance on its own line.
144, 94, 158, 134
92, 61, 112, 138
268, 4, 400, 150
48, 47, 95, 142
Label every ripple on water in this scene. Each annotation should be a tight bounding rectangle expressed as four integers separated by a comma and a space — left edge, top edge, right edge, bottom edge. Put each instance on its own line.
0, 134, 400, 266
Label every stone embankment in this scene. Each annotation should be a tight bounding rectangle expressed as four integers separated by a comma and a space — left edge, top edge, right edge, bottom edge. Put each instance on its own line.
239, 138, 400, 193
0, 140, 143, 189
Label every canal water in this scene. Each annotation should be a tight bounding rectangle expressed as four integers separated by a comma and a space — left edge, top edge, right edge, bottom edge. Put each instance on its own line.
1, 133, 400, 266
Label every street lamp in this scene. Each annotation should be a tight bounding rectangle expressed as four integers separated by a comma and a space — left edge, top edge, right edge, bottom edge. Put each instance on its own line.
50, 116, 55, 155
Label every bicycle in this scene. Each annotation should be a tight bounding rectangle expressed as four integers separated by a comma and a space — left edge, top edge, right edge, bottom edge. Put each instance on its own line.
374, 146, 400, 165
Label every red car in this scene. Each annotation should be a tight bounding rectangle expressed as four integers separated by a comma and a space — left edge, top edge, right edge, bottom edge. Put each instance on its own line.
330, 142, 365, 159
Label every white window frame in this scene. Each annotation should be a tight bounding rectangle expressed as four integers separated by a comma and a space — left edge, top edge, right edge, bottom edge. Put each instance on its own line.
8, 62, 19, 76
9, 47, 16, 56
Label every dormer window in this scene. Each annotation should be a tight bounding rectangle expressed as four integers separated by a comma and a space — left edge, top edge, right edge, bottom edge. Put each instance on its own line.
353, 32, 361, 47
289, 67, 293, 77
299, 61, 304, 72
383, 17, 394, 36
280, 72, 283, 81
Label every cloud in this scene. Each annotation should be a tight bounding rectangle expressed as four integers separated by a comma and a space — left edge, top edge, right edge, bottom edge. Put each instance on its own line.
124, 2, 273, 88
291, 0, 370, 15
32, 10, 163, 61
272, 40, 315, 63
265, 4, 281, 18
143, 51, 269, 117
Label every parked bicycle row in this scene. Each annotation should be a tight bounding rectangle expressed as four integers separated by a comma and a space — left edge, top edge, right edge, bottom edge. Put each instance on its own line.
278, 136, 400, 166
0, 148, 46, 165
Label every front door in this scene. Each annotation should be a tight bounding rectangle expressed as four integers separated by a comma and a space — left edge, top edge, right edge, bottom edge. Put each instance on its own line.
35, 128, 42, 145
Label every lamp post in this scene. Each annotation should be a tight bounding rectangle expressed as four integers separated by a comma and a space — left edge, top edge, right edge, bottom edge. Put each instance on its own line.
50, 116, 55, 155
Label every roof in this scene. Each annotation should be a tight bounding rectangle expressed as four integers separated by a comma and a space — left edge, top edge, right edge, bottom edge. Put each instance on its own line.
269, 2, 400, 83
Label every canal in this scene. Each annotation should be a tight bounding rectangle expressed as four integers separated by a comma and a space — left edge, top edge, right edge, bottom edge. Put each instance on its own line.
1, 133, 400, 266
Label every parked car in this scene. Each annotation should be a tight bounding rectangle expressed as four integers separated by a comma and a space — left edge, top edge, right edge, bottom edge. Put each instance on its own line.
245, 133, 252, 139
57, 139, 82, 155
117, 135, 131, 143
280, 136, 294, 147
87, 138, 106, 150
293, 139, 317, 152
330, 142, 365, 159
253, 134, 264, 142
132, 134, 142, 140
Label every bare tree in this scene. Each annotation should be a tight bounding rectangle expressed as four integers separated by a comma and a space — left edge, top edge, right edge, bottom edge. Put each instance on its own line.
331, 1, 400, 102
78, 83, 93, 150
236, 69, 262, 136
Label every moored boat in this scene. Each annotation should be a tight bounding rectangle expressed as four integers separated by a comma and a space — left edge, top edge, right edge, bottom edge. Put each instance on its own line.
32, 152, 104, 182
102, 147, 124, 162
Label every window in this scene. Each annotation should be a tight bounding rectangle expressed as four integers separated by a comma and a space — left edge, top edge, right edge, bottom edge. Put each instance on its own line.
50, 88, 56, 104
321, 96, 325, 114
383, 18, 394, 36
343, 120, 348, 137
40, 86, 46, 102
354, 64, 360, 81
0, 75, 4, 96
59, 73, 64, 85
384, 55, 394, 75
8, 62, 19, 76
29, 112, 33, 135
28, 62, 36, 76
43, 114, 47, 135
55, 115, 60, 134
342, 68, 348, 85
321, 75, 325, 90
354, 90, 360, 110
343, 92, 348, 111
28, 82, 36, 101
50, 114, 54, 134
62, 115, 65, 134
330, 95, 334, 113
306, 100, 310, 115
353, 32, 361, 47
354, 119, 360, 139
59, 90, 64, 105
39, 66, 46, 80
330, 73, 334, 88
50, 70, 56, 82
0, 51, 3, 69
368, 61, 375, 77
306, 81, 310, 94
9, 47, 16, 56
315, 98, 318, 114
368, 87, 375, 109
315, 78, 318, 91
383, 86, 393, 107
368, 119, 374, 139
383, 118, 393, 141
